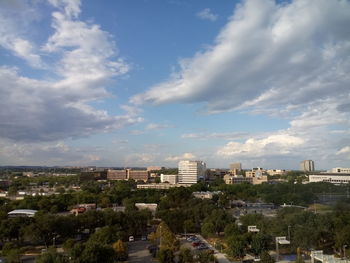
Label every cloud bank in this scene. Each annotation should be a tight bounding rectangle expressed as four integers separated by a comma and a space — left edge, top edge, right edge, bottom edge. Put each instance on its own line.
0, 0, 141, 143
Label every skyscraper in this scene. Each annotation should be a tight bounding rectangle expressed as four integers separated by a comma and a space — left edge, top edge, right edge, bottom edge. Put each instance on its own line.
178, 160, 206, 184
300, 160, 315, 172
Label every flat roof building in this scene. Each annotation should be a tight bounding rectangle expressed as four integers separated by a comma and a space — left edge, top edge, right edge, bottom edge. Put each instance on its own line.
178, 160, 206, 184
309, 173, 350, 184
160, 174, 178, 184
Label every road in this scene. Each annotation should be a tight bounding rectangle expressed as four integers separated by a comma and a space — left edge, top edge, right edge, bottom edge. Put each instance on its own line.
196, 234, 233, 263
128, 240, 154, 263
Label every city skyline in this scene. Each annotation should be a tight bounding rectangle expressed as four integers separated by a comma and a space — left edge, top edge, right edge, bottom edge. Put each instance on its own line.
1, 0, 350, 169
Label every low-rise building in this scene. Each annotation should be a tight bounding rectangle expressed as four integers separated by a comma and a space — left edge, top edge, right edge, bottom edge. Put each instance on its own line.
193, 191, 221, 199
106, 169, 149, 182
136, 183, 191, 189
107, 169, 127, 180
266, 169, 287, 176
329, 167, 350, 173
147, 166, 163, 171
160, 174, 178, 184
128, 169, 149, 182
135, 203, 158, 213
224, 174, 253, 184
309, 173, 350, 184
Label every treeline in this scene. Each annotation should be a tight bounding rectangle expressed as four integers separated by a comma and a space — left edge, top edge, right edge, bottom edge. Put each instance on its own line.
1, 208, 151, 263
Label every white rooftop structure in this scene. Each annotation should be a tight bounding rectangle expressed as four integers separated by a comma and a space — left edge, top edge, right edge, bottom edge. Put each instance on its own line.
248, 225, 260, 232
8, 209, 37, 217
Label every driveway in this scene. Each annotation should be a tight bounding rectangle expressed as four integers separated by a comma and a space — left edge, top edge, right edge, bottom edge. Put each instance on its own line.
128, 240, 155, 263
196, 235, 233, 263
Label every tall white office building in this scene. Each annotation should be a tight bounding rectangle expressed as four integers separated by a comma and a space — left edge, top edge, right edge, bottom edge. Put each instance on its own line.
300, 160, 315, 172
178, 160, 206, 184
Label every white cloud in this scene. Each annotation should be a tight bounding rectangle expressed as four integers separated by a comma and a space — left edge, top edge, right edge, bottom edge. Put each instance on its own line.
337, 146, 350, 154
196, 8, 218, 22
146, 123, 173, 130
182, 131, 249, 140
165, 152, 196, 162
131, 0, 350, 115
217, 133, 304, 157
48, 0, 81, 19
0, 139, 102, 166
130, 0, 350, 169
0, 1, 140, 142
0, 1, 44, 67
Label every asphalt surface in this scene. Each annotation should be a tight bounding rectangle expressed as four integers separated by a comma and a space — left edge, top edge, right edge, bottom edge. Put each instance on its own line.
128, 240, 155, 263
195, 235, 233, 263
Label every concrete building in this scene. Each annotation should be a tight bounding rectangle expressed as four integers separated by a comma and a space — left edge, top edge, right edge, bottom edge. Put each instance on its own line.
147, 166, 163, 171
178, 160, 206, 184
160, 174, 178, 184
128, 169, 149, 182
300, 160, 315, 172
135, 203, 158, 214
193, 191, 221, 199
245, 168, 268, 184
106, 169, 149, 182
136, 183, 191, 189
329, 167, 350, 173
224, 174, 253, 184
309, 173, 350, 184
266, 169, 287, 176
107, 169, 127, 180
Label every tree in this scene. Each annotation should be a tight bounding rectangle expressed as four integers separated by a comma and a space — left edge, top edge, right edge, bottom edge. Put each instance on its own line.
251, 233, 269, 256
36, 247, 68, 263
79, 240, 117, 263
201, 222, 215, 238
198, 250, 215, 263
156, 222, 179, 251
226, 235, 246, 259
157, 248, 174, 263
178, 248, 194, 263
112, 239, 128, 261
260, 251, 275, 263
183, 219, 196, 234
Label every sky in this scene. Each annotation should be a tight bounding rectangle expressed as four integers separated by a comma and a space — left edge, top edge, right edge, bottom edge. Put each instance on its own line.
0, 0, 350, 170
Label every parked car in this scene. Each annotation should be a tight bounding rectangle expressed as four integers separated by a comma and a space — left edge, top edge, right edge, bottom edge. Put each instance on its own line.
129, 236, 134, 242
197, 244, 209, 250
192, 241, 202, 247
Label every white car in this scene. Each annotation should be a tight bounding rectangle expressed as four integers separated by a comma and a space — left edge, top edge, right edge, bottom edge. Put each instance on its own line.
129, 236, 134, 242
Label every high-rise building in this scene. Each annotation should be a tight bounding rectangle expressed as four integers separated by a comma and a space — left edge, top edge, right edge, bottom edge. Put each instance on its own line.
178, 160, 206, 184
300, 160, 315, 172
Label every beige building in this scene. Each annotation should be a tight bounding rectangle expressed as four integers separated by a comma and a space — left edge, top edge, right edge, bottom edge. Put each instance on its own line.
224, 174, 253, 184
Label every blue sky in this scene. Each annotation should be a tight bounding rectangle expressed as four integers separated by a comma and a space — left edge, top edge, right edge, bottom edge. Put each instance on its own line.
0, 0, 350, 169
